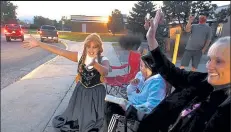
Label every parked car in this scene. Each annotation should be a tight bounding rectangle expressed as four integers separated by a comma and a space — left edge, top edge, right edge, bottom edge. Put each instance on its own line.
4, 24, 24, 42
38, 25, 59, 43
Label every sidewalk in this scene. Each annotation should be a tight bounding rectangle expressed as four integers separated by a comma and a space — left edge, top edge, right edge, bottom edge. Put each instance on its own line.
1, 40, 126, 132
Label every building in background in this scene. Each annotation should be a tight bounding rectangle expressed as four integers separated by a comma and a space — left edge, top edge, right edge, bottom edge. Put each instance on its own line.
70, 15, 109, 33
70, 14, 128, 33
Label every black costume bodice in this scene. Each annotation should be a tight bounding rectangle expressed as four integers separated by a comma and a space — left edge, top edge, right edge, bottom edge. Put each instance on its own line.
77, 57, 103, 88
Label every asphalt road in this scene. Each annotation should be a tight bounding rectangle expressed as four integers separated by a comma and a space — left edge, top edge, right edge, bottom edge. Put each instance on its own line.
1, 34, 65, 89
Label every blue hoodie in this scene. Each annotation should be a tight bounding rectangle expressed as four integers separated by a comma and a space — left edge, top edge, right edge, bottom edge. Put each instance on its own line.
126, 71, 166, 114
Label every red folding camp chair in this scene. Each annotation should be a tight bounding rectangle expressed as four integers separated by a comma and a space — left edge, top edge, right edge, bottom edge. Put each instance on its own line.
105, 51, 141, 95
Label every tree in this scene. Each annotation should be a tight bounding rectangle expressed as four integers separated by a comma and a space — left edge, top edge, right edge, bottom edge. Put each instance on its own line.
162, 1, 217, 31
127, 1, 157, 35
191, 1, 217, 20
162, 1, 192, 30
1, 1, 18, 24
52, 20, 60, 29
107, 9, 124, 35
18, 19, 27, 26
33, 16, 53, 28
214, 4, 230, 23
107, 16, 112, 32
60, 16, 72, 30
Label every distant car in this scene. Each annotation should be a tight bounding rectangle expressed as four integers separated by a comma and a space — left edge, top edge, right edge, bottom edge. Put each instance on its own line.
38, 25, 59, 43
4, 24, 24, 42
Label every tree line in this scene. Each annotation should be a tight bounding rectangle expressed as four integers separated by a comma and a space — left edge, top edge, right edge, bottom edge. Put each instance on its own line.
29, 16, 72, 30
127, 1, 230, 35
101, 1, 230, 35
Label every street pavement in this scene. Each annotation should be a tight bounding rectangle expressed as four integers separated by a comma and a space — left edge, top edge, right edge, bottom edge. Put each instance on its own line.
1, 34, 65, 89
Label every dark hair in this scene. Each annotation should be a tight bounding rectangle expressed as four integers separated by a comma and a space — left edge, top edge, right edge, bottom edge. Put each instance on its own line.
141, 53, 169, 96
141, 52, 158, 75
199, 12, 209, 17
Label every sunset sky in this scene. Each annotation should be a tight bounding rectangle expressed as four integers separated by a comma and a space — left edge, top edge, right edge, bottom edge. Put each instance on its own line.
12, 1, 230, 21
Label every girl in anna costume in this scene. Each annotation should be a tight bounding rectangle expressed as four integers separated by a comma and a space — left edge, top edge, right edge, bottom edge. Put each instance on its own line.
23, 33, 110, 132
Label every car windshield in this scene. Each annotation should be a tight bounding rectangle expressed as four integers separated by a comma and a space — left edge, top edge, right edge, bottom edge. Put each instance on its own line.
5, 24, 20, 29
41, 26, 56, 30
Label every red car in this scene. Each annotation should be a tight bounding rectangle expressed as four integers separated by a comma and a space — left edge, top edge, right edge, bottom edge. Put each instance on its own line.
4, 24, 24, 42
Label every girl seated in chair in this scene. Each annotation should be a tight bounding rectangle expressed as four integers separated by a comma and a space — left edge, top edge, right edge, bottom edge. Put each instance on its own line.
104, 57, 167, 131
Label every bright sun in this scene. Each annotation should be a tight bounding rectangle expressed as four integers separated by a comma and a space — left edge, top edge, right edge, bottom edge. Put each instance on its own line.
100, 17, 109, 23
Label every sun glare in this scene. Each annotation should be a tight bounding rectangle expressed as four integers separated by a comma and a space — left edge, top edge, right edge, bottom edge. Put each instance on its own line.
100, 17, 109, 23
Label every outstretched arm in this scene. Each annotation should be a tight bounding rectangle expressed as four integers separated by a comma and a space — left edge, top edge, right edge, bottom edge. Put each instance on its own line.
144, 9, 207, 90
23, 35, 78, 62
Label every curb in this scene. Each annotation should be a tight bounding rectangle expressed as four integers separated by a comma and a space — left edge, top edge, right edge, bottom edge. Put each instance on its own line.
42, 80, 76, 132
59, 40, 69, 50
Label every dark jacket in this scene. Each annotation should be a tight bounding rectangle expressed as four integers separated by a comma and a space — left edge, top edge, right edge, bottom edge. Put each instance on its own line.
137, 47, 230, 132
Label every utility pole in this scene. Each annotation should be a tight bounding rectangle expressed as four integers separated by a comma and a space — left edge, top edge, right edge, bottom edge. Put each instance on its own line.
62, 20, 65, 31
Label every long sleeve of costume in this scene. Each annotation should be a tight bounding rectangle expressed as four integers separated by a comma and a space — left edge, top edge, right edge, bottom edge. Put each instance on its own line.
133, 76, 166, 114
143, 47, 208, 91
